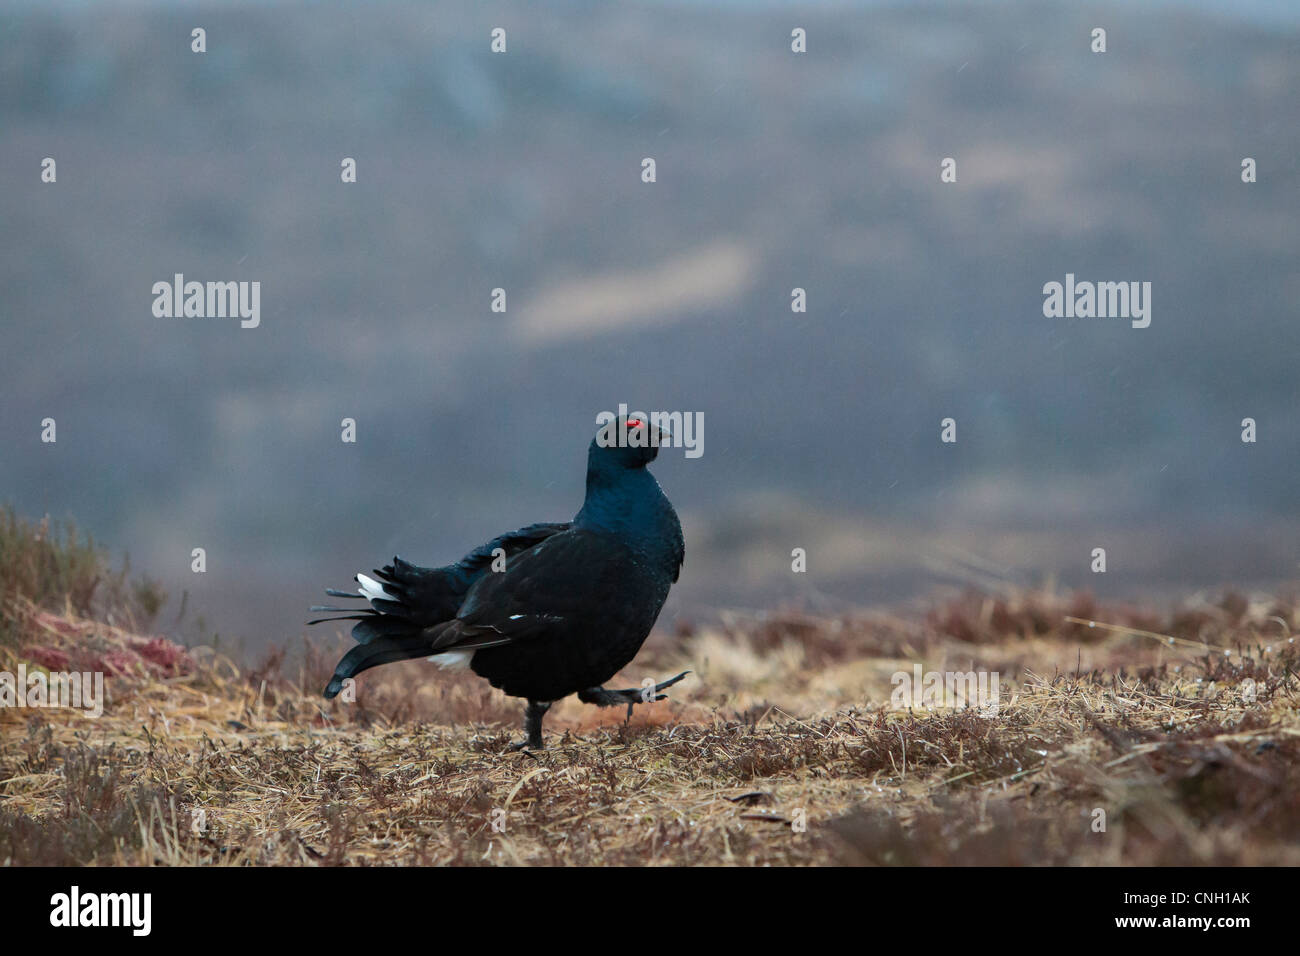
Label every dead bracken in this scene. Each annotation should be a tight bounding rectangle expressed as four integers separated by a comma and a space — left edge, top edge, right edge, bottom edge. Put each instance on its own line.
3, 583, 1298, 866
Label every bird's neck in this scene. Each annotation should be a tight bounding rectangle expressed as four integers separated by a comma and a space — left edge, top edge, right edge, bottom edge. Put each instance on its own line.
575, 467, 670, 538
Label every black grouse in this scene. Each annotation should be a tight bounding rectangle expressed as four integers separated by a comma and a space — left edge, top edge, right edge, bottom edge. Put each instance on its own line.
309, 415, 687, 749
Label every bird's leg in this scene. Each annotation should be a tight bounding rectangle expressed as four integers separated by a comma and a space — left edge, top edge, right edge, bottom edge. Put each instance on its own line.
510, 699, 551, 751
577, 671, 690, 720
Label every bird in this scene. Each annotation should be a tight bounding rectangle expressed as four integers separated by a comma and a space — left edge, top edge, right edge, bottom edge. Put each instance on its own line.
309, 415, 688, 750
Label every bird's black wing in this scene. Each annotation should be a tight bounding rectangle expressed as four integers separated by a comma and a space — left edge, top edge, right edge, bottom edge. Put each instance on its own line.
369, 521, 573, 627
309, 521, 571, 641
426, 527, 643, 653
312, 521, 572, 697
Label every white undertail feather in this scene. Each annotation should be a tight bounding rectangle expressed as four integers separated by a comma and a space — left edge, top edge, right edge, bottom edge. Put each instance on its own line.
356, 572, 397, 605
430, 650, 474, 670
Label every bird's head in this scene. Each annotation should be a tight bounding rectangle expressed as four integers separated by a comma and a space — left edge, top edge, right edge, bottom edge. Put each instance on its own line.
589, 415, 671, 472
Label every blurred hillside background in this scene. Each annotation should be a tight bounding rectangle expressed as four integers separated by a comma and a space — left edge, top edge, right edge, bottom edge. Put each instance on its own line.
1, 0, 1298, 649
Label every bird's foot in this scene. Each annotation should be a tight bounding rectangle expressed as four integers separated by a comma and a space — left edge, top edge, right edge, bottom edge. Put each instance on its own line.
578, 671, 690, 719
509, 700, 551, 752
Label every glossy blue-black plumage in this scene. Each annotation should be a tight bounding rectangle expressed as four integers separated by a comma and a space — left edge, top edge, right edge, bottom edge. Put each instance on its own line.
314, 418, 684, 718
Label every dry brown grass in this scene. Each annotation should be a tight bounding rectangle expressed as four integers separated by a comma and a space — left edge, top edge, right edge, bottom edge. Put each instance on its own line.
3, 588, 1299, 866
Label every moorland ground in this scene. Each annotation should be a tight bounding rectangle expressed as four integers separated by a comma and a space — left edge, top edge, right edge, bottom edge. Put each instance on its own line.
2, 510, 1298, 866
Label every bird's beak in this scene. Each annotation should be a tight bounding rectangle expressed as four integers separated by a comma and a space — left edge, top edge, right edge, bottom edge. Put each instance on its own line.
621, 417, 671, 452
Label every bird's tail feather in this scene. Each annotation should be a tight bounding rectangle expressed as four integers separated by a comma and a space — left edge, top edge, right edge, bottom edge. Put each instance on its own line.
322, 627, 431, 698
